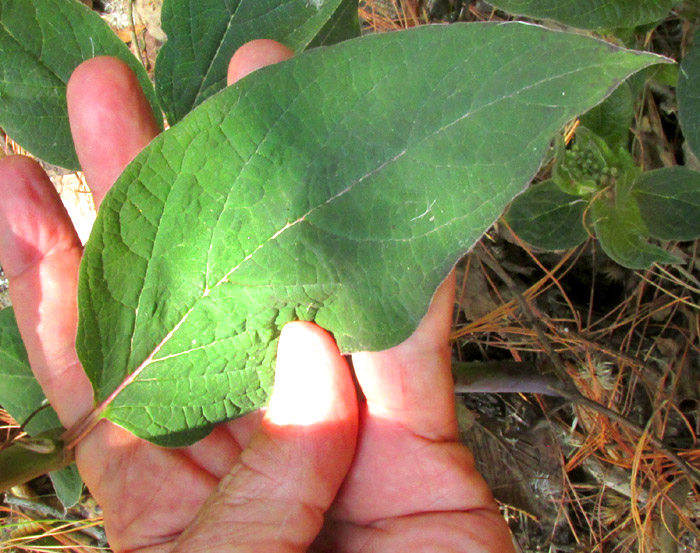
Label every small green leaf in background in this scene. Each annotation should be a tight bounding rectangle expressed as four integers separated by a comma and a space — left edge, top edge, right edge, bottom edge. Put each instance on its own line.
0, 307, 82, 507
77, 22, 667, 446
0, 307, 59, 434
579, 82, 634, 150
678, 29, 700, 159
487, 0, 678, 30
632, 166, 700, 241
506, 180, 588, 250
154, 0, 360, 125
0, 0, 161, 170
308, 0, 360, 48
592, 175, 682, 269
49, 464, 83, 509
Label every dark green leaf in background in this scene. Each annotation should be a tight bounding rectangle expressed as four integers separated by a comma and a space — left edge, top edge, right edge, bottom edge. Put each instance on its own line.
487, 0, 677, 30
0, 0, 161, 170
632, 166, 700, 241
0, 308, 82, 507
308, 0, 360, 48
154, 0, 360, 125
579, 82, 634, 150
506, 180, 588, 250
49, 464, 83, 509
0, 307, 59, 434
78, 23, 666, 446
678, 29, 700, 159
592, 175, 681, 269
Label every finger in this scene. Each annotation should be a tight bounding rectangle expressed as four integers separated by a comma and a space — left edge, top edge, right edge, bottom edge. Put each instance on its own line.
227, 39, 294, 85
171, 322, 358, 553
330, 273, 500, 524
315, 510, 516, 553
0, 156, 93, 427
67, 56, 160, 208
351, 272, 457, 441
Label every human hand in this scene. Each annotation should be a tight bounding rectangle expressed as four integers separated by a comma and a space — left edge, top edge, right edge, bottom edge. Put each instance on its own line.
0, 40, 514, 552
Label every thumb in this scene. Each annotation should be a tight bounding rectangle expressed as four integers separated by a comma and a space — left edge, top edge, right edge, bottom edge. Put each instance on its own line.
172, 322, 358, 553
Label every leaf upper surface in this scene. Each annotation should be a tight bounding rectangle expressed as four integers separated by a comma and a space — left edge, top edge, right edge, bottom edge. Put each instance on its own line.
155, 0, 360, 125
0, 0, 160, 170
678, 30, 700, 159
78, 23, 665, 446
0, 307, 59, 434
632, 166, 700, 241
579, 82, 634, 149
592, 175, 681, 269
49, 464, 83, 509
506, 180, 588, 250
489, 0, 677, 30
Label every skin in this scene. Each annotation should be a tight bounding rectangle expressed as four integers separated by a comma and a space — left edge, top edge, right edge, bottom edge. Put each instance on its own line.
0, 40, 515, 553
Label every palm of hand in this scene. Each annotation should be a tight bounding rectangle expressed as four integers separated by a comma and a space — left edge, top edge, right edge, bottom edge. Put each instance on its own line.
0, 43, 513, 553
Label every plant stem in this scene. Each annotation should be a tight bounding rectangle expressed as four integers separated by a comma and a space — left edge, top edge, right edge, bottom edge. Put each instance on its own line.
452, 360, 562, 395
0, 431, 74, 493
129, 0, 146, 67
475, 245, 579, 392
474, 243, 700, 487
60, 411, 102, 451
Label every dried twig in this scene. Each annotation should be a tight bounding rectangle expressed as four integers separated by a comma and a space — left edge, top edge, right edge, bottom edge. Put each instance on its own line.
4, 494, 107, 545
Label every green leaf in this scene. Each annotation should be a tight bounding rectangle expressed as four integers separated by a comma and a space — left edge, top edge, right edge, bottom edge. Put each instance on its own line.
49, 464, 83, 509
650, 62, 679, 87
78, 23, 667, 446
579, 82, 634, 149
631, 166, 700, 241
488, 0, 677, 30
0, 307, 59, 434
678, 31, 700, 159
0, 307, 83, 505
154, 0, 360, 125
308, 0, 361, 48
592, 176, 681, 269
506, 180, 588, 250
0, 0, 161, 170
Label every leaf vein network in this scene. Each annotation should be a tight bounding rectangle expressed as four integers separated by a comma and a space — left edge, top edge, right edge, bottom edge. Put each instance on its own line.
117, 45, 617, 409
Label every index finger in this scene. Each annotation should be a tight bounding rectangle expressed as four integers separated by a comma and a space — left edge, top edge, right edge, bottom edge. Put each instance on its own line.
67, 56, 161, 208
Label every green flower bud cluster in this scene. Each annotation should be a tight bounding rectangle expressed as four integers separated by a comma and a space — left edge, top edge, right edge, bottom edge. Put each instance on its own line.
564, 142, 612, 186
553, 127, 627, 197
564, 144, 621, 186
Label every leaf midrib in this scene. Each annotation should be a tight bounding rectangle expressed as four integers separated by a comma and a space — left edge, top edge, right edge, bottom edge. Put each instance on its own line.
635, 190, 700, 207
189, 0, 242, 108
190, 0, 339, 108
